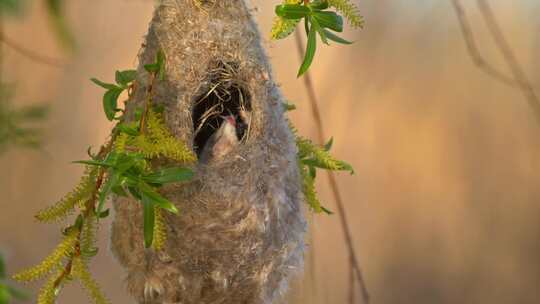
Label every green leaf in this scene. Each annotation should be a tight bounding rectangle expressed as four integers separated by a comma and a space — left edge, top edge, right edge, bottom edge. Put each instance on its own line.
311, 17, 328, 45
6, 286, 29, 300
0, 287, 10, 304
144, 50, 166, 80
114, 153, 144, 174
282, 101, 296, 112
324, 137, 334, 151
302, 158, 354, 174
312, 11, 344, 32
320, 206, 334, 215
116, 123, 139, 136
143, 167, 193, 185
323, 29, 353, 44
152, 104, 165, 114
97, 209, 110, 218
144, 63, 159, 73
275, 4, 311, 19
141, 194, 155, 248
73, 159, 112, 167
156, 50, 166, 81
74, 214, 84, 230
97, 172, 120, 214
308, 165, 317, 179
90, 78, 118, 90
134, 107, 144, 120
111, 185, 128, 197
297, 19, 318, 77
103, 88, 123, 121
115, 70, 137, 87
139, 184, 179, 214
127, 186, 142, 200
309, 0, 329, 10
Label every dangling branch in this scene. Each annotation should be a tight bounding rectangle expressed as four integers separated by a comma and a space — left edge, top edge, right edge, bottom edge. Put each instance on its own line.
0, 32, 64, 67
476, 0, 540, 122
449, 0, 518, 87
294, 30, 370, 304
450, 0, 540, 124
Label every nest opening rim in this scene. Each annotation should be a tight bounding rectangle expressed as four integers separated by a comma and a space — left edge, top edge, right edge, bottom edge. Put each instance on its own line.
192, 61, 252, 159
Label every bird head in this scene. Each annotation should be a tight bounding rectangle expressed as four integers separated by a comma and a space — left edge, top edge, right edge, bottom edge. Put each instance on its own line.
222, 115, 236, 127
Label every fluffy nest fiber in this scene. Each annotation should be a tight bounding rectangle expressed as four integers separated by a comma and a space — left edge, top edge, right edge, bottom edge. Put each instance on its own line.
110, 0, 307, 303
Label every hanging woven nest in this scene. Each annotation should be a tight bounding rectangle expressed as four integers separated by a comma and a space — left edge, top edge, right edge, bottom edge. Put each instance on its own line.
110, 1, 307, 303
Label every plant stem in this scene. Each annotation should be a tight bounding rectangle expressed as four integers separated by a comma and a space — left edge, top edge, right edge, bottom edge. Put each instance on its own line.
139, 71, 157, 134
0, 32, 64, 68
52, 140, 114, 290
294, 30, 369, 304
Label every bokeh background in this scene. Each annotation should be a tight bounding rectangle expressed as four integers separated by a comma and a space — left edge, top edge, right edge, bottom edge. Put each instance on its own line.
1, 0, 540, 303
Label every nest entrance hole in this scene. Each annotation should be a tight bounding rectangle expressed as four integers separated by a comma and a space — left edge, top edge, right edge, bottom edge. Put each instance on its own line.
192, 62, 252, 158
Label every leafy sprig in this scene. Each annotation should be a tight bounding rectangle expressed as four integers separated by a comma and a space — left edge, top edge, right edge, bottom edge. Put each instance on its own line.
286, 103, 354, 214
91, 70, 137, 121
14, 50, 195, 304
272, 0, 363, 76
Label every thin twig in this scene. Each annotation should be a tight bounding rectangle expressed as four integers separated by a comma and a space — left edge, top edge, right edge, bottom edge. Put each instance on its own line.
53, 141, 112, 289
294, 30, 370, 304
476, 0, 540, 123
450, 0, 540, 123
348, 266, 355, 303
450, 0, 518, 88
139, 71, 157, 133
0, 32, 64, 67
0, 15, 3, 84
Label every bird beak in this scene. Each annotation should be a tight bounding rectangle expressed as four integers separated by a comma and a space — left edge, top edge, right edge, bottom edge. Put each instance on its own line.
221, 115, 236, 127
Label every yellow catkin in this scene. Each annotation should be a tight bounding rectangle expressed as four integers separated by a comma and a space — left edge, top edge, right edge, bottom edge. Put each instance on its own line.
139, 109, 196, 163
37, 270, 63, 304
13, 230, 78, 282
114, 132, 129, 153
152, 206, 167, 251
270, 0, 302, 40
72, 257, 110, 304
288, 119, 350, 213
271, 17, 300, 40
327, 0, 364, 28
80, 214, 98, 259
299, 163, 323, 213
296, 136, 353, 173
35, 167, 96, 222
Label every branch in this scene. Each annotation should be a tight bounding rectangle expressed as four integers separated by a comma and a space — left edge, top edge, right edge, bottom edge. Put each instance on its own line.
294, 30, 370, 304
0, 16, 3, 83
450, 0, 518, 87
0, 32, 64, 67
450, 0, 540, 123
476, 0, 540, 122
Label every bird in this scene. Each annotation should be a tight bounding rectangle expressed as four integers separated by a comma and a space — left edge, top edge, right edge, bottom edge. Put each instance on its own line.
199, 115, 239, 163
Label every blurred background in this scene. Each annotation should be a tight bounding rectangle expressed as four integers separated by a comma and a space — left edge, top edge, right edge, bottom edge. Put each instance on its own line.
1, 0, 540, 303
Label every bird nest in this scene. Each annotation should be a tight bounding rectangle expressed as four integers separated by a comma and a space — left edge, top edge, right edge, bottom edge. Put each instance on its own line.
111, 1, 306, 303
